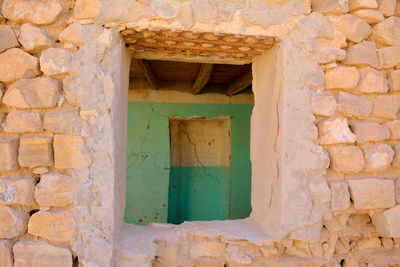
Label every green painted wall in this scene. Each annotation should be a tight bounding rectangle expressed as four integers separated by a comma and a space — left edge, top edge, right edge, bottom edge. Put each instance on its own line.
125, 101, 253, 225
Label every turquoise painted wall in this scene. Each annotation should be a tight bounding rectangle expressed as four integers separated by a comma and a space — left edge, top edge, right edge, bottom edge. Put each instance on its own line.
125, 101, 253, 225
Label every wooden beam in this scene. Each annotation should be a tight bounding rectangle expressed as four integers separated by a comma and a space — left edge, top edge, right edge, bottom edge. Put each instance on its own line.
226, 70, 252, 96
192, 64, 213, 94
134, 59, 159, 90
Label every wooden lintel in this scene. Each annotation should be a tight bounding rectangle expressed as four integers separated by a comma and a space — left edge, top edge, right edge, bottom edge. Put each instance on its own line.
226, 70, 252, 96
134, 59, 159, 90
192, 64, 213, 94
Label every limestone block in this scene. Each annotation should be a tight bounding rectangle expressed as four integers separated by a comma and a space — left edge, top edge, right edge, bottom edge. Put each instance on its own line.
349, 0, 378, 11
312, 0, 349, 14
1, 0, 63, 25
381, 237, 394, 249
0, 206, 28, 238
373, 95, 400, 119
13, 239, 73, 267
0, 137, 18, 171
0, 240, 13, 267
311, 91, 337, 117
363, 143, 394, 172
74, 0, 101, 19
397, 1, 400, 16
325, 67, 360, 90
372, 17, 400, 46
35, 172, 75, 207
62, 76, 79, 106
0, 25, 19, 53
389, 70, 400, 91
54, 135, 89, 169
345, 41, 378, 68
0, 83, 4, 101
338, 91, 373, 118
3, 111, 42, 133
59, 23, 85, 47
350, 121, 390, 143
356, 67, 388, 93
0, 48, 40, 83
330, 180, 351, 211
336, 14, 371, 43
0, 176, 35, 206
43, 108, 81, 135
348, 178, 395, 209
352, 9, 384, 25
395, 178, 400, 202
18, 24, 54, 53
290, 222, 321, 243
347, 214, 371, 226
384, 120, 400, 139
18, 136, 53, 168
328, 145, 365, 173
374, 205, 400, 237
377, 46, 400, 69
319, 117, 356, 145
393, 143, 400, 167
357, 237, 381, 249
28, 210, 75, 243
40, 48, 74, 78
377, 0, 396, 16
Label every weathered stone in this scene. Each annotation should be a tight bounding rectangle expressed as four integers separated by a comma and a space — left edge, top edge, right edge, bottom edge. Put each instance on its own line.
18, 24, 54, 53
397, 2, 400, 16
40, 48, 74, 78
389, 70, 400, 91
338, 92, 373, 118
345, 41, 378, 68
0, 48, 40, 83
62, 76, 79, 106
356, 67, 388, 93
384, 120, 400, 139
3, 111, 42, 133
393, 143, 400, 168
32, 167, 48, 175
358, 237, 381, 249
13, 239, 73, 267
2, 77, 60, 108
347, 214, 371, 226
28, 210, 75, 243
395, 178, 400, 202
0, 240, 13, 267
348, 178, 395, 209
372, 17, 400, 46
349, 0, 378, 11
54, 135, 89, 169
312, 0, 349, 14
59, 23, 85, 47
363, 144, 394, 172
311, 91, 337, 117
1, 0, 63, 25
0, 176, 35, 206
325, 67, 360, 90
330, 180, 351, 211
377, 46, 400, 69
318, 117, 357, 145
0, 137, 18, 171
377, 0, 396, 16
336, 14, 371, 43
35, 172, 75, 207
373, 95, 400, 119
0, 206, 28, 238
374, 205, 400, 237
18, 136, 53, 168
352, 9, 384, 24
0, 83, 4, 101
43, 108, 81, 135
0, 24, 19, 53
381, 237, 394, 249
74, 0, 101, 19
350, 121, 390, 143
328, 145, 365, 173
315, 46, 347, 64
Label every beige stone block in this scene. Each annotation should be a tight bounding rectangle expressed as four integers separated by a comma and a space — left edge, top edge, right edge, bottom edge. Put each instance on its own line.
392, 143, 400, 168
356, 67, 388, 93
397, 1, 400, 16
43, 108, 81, 135
345, 41, 378, 68
54, 135, 89, 169
330, 180, 351, 211
349, 0, 378, 11
374, 205, 400, 237
377, 0, 396, 16
0, 48, 40, 83
18, 136, 53, 168
28, 210, 74, 243
0, 206, 28, 238
348, 178, 395, 209
0, 82, 4, 101
318, 117, 357, 145
381, 237, 394, 249
395, 178, 400, 202
3, 77, 60, 108
351, 121, 390, 143
384, 120, 400, 139
377, 46, 400, 69
388, 70, 400, 91
13, 239, 72, 267
312, 0, 349, 14
0, 137, 18, 171
40, 48, 74, 78
373, 95, 400, 119
59, 23, 85, 47
358, 237, 381, 249
3, 111, 42, 133
18, 24, 54, 53
338, 91, 373, 118
325, 66, 360, 90
35, 172, 75, 208
0, 25, 19, 53
0, 240, 13, 267
74, 0, 101, 19
336, 14, 371, 43
372, 17, 400, 46
328, 145, 365, 173
1, 0, 63, 25
363, 143, 394, 172
311, 91, 337, 117
0, 176, 35, 206
347, 214, 371, 226
352, 9, 384, 25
